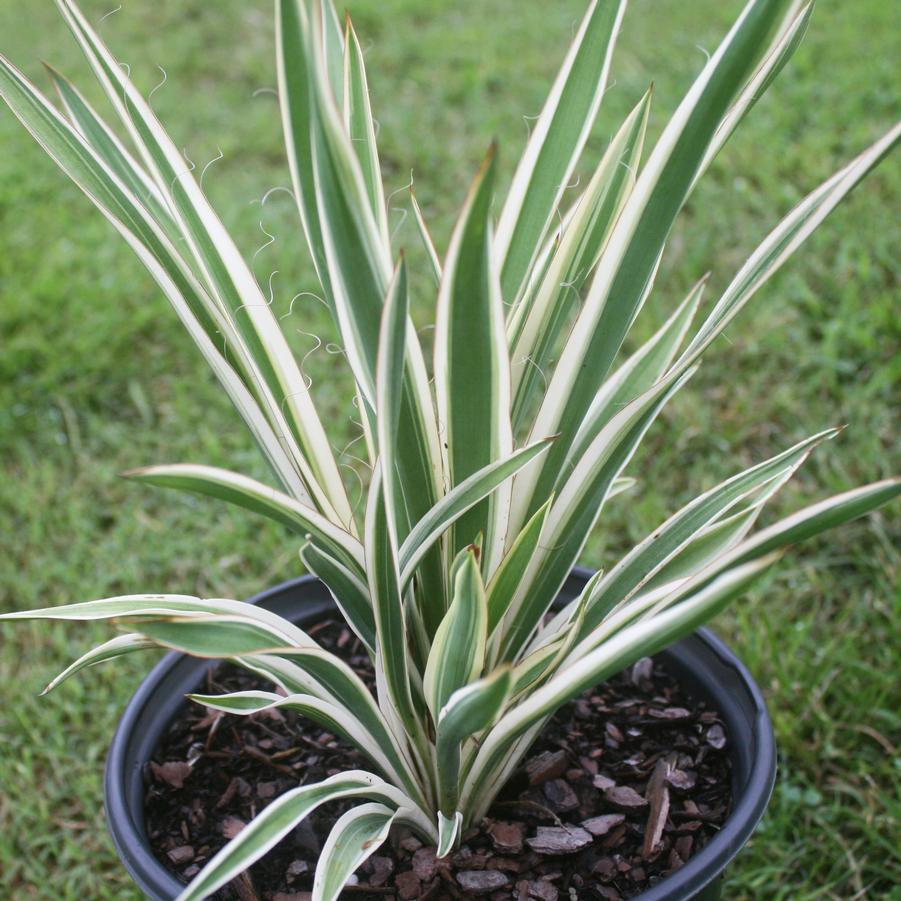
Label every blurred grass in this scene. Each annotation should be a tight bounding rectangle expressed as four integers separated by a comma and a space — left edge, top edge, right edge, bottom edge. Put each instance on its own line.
0, 1, 898, 898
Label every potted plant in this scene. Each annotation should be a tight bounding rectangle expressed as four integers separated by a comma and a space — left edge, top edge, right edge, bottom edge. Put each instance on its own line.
1, 0, 897, 899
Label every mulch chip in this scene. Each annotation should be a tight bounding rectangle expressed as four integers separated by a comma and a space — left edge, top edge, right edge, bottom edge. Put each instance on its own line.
145, 619, 731, 899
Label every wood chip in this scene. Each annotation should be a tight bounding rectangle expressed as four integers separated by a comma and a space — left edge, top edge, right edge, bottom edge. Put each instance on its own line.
648, 707, 691, 721
592, 773, 616, 792
593, 857, 616, 881
488, 820, 524, 855
581, 813, 625, 837
630, 657, 653, 685
642, 758, 671, 857
603, 785, 648, 810
167, 845, 194, 865
368, 855, 394, 887
527, 878, 558, 901
394, 870, 421, 900
666, 768, 697, 791
705, 724, 727, 749
412, 847, 437, 882
526, 826, 593, 855
525, 750, 568, 785
457, 870, 510, 893
543, 778, 579, 812
151, 761, 192, 789
218, 816, 246, 839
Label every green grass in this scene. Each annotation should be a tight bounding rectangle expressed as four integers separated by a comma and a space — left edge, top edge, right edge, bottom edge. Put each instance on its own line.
0, 1, 898, 898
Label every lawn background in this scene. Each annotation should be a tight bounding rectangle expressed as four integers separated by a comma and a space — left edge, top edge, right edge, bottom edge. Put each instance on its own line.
0, 0, 898, 898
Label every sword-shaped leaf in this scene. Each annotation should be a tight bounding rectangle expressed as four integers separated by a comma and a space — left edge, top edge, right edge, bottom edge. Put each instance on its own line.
509, 88, 652, 429
398, 438, 554, 586
486, 497, 552, 636
365, 469, 417, 734
497, 369, 696, 662
0, 595, 310, 647
301, 542, 376, 652
0, 53, 312, 502
436, 811, 463, 859
175, 771, 432, 901
124, 464, 363, 568
376, 256, 410, 540
436, 667, 513, 817
423, 549, 488, 719
434, 146, 513, 570
43, 62, 176, 237
524, 0, 806, 520
343, 14, 389, 246
55, 0, 349, 523
410, 188, 442, 285
496, 0, 627, 303
313, 803, 397, 901
575, 427, 839, 637
41, 634, 156, 695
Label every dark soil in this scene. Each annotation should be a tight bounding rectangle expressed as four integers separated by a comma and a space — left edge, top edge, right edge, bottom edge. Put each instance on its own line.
145, 620, 731, 900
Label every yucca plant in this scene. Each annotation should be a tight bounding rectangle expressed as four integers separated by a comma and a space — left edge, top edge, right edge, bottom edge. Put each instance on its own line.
1, 0, 898, 897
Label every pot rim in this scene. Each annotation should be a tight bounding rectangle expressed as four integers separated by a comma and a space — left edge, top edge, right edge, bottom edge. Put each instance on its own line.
104, 570, 776, 900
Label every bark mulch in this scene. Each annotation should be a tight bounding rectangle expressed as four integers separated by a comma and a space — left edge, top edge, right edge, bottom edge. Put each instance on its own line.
145, 619, 731, 900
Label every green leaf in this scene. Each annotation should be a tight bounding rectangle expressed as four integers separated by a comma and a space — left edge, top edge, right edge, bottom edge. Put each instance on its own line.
496, 0, 627, 303
343, 14, 389, 246
575, 427, 840, 637
376, 256, 410, 541
436, 811, 463, 859
681, 121, 901, 365
463, 556, 780, 818
313, 803, 397, 901
300, 542, 376, 652
0, 52, 314, 503
524, 0, 806, 523
124, 464, 363, 570
54, 0, 350, 523
509, 87, 652, 430
436, 667, 513, 816
410, 188, 442, 284
40, 634, 156, 695
175, 771, 427, 901
434, 146, 513, 570
699, 3, 814, 176
497, 370, 696, 662
398, 438, 554, 587
0, 595, 310, 646
279, 0, 446, 610
423, 549, 488, 718
136, 615, 300, 657
190, 688, 421, 804
486, 497, 552, 635
563, 277, 705, 471
43, 62, 178, 239
364, 468, 417, 735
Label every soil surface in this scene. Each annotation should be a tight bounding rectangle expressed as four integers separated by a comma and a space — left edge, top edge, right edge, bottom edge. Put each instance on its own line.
145, 619, 731, 900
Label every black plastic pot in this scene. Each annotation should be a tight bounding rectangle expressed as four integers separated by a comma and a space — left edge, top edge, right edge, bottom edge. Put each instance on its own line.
105, 569, 776, 900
